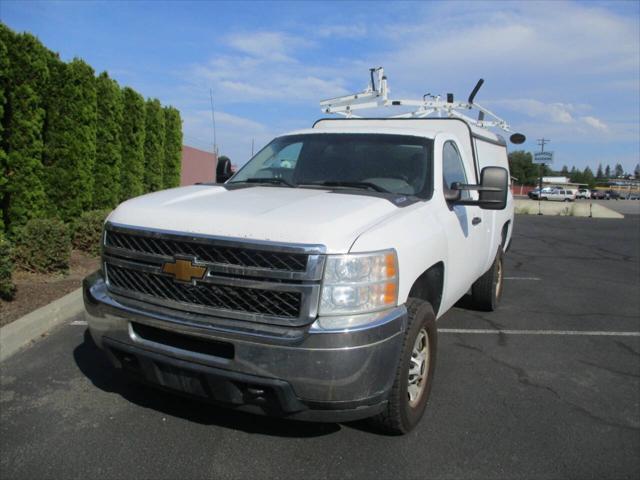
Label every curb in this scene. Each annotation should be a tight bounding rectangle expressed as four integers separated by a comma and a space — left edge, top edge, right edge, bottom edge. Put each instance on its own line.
0, 288, 83, 362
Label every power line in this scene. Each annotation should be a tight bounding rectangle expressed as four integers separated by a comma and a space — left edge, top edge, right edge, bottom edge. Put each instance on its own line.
537, 138, 550, 153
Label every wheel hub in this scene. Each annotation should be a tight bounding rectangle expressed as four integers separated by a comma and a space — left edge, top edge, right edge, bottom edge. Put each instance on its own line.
408, 328, 429, 407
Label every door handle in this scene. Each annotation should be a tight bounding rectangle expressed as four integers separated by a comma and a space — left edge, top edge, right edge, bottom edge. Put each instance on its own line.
472, 217, 482, 226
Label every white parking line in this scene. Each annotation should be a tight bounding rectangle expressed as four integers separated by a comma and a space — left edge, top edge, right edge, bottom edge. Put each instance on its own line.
504, 277, 541, 280
439, 328, 640, 337
69, 320, 88, 326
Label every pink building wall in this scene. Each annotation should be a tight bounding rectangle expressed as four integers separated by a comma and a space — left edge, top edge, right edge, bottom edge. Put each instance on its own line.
180, 145, 218, 185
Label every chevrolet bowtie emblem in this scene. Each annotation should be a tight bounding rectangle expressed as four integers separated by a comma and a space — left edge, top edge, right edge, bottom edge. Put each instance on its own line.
161, 257, 206, 283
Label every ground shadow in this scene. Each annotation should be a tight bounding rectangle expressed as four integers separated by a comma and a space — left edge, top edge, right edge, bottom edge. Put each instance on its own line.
73, 330, 343, 438
453, 293, 475, 310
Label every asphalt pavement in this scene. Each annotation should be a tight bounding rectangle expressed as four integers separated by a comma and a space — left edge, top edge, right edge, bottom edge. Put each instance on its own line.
1, 215, 639, 480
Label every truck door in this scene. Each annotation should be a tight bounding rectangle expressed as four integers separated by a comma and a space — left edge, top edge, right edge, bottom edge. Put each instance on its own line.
440, 140, 491, 299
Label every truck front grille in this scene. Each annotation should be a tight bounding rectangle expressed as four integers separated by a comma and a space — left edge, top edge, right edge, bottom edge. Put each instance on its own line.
107, 264, 302, 318
102, 223, 325, 326
106, 230, 308, 272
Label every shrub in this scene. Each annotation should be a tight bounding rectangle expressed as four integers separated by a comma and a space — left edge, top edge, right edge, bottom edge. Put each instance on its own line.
13, 218, 70, 273
71, 209, 111, 256
0, 233, 16, 300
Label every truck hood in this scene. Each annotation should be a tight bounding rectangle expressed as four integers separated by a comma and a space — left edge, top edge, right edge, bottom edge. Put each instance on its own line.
108, 185, 401, 253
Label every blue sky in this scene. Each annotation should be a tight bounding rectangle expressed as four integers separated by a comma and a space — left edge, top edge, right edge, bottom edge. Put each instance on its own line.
2, 0, 639, 173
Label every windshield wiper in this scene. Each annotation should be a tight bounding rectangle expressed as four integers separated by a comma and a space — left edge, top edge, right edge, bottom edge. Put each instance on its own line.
240, 177, 296, 188
301, 181, 390, 193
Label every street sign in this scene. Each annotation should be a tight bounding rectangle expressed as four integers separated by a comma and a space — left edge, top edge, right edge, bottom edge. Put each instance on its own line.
533, 151, 554, 164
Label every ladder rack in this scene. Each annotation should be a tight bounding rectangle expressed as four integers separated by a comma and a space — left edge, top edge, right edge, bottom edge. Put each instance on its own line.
320, 67, 525, 143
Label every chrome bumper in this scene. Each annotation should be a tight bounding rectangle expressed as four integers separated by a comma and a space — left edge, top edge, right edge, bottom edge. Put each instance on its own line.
83, 271, 406, 421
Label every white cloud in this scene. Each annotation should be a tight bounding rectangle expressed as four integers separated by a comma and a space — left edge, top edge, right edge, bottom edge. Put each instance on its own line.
225, 31, 311, 62
581, 116, 608, 132
317, 24, 367, 38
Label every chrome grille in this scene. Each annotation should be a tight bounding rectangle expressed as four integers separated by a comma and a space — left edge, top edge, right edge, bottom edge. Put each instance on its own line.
106, 230, 308, 272
107, 264, 302, 318
102, 223, 325, 326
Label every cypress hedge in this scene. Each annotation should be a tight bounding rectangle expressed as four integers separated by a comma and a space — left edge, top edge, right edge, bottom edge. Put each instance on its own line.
93, 72, 123, 209
0, 23, 183, 239
120, 87, 146, 201
1, 28, 49, 232
0, 29, 9, 233
163, 106, 182, 188
143, 98, 165, 192
0, 232, 15, 300
43, 58, 97, 222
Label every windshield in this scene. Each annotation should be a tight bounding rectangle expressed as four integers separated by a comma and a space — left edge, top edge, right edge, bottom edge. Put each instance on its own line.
228, 133, 433, 197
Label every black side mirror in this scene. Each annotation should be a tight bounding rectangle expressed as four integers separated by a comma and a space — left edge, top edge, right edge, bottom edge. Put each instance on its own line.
477, 166, 508, 210
447, 166, 509, 210
216, 157, 233, 183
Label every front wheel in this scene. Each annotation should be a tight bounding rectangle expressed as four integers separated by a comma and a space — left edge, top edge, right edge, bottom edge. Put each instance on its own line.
471, 250, 504, 311
370, 298, 437, 435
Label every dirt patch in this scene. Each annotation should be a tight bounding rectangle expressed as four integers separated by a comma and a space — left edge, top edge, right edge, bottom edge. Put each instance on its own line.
0, 250, 99, 327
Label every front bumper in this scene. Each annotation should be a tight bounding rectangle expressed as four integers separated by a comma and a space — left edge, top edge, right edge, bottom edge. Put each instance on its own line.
83, 271, 406, 422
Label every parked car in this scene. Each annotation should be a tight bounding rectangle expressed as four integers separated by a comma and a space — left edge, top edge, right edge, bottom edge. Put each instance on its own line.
540, 188, 576, 202
83, 68, 516, 435
605, 190, 620, 200
591, 190, 606, 200
528, 187, 555, 199
576, 188, 591, 199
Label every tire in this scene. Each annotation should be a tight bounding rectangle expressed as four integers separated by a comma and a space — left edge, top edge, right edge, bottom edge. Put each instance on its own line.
370, 298, 437, 435
471, 249, 504, 311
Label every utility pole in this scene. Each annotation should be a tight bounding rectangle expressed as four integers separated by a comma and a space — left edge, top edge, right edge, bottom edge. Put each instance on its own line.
251, 138, 255, 157
537, 138, 550, 215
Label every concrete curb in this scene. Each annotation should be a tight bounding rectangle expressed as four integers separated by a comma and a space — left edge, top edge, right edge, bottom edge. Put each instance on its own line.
0, 288, 83, 362
514, 199, 624, 218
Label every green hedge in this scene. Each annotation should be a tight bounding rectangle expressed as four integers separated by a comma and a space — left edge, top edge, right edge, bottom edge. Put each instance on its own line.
0, 23, 183, 233
0, 233, 15, 300
12, 218, 70, 273
71, 209, 111, 256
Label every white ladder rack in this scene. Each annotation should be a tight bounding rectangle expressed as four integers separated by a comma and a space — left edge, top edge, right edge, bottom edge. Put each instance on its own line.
320, 67, 522, 139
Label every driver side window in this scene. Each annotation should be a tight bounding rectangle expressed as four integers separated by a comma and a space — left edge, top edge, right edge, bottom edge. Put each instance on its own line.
443, 141, 470, 200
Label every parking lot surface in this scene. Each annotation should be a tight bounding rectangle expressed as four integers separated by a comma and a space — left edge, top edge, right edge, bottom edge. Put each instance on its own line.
1, 215, 639, 479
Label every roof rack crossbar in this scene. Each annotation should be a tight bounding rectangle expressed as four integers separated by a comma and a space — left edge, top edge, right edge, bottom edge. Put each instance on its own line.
319, 67, 514, 134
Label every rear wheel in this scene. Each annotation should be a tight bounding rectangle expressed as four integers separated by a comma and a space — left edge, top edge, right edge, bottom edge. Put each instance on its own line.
370, 298, 437, 435
471, 250, 504, 311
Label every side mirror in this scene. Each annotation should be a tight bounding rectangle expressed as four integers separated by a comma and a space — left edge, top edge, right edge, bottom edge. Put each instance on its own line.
216, 157, 233, 183
447, 166, 509, 210
477, 166, 508, 210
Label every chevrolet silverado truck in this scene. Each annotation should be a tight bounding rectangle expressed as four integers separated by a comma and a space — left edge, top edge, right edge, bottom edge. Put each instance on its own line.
84, 70, 522, 434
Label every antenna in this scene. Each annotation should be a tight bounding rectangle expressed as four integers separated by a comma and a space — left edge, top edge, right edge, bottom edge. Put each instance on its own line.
320, 67, 525, 143
209, 88, 218, 156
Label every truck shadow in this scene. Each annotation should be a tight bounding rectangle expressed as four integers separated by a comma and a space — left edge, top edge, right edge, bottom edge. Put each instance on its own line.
73, 329, 344, 438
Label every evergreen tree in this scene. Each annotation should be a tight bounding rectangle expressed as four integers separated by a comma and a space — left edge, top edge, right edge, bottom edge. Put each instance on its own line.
569, 167, 583, 184
1, 29, 49, 232
614, 163, 624, 178
596, 163, 604, 179
582, 167, 595, 187
560, 165, 569, 175
93, 72, 123, 208
162, 106, 182, 188
634, 163, 640, 178
120, 87, 145, 200
43, 58, 97, 222
0, 28, 9, 233
605, 165, 611, 178
143, 98, 165, 192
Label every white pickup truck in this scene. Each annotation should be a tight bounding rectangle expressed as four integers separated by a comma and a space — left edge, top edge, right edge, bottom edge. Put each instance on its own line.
84, 70, 520, 434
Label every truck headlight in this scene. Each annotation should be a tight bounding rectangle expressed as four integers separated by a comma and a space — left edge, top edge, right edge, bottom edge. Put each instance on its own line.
319, 250, 398, 316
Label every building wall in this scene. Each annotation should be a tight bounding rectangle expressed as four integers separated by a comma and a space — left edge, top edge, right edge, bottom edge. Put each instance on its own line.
180, 145, 218, 186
